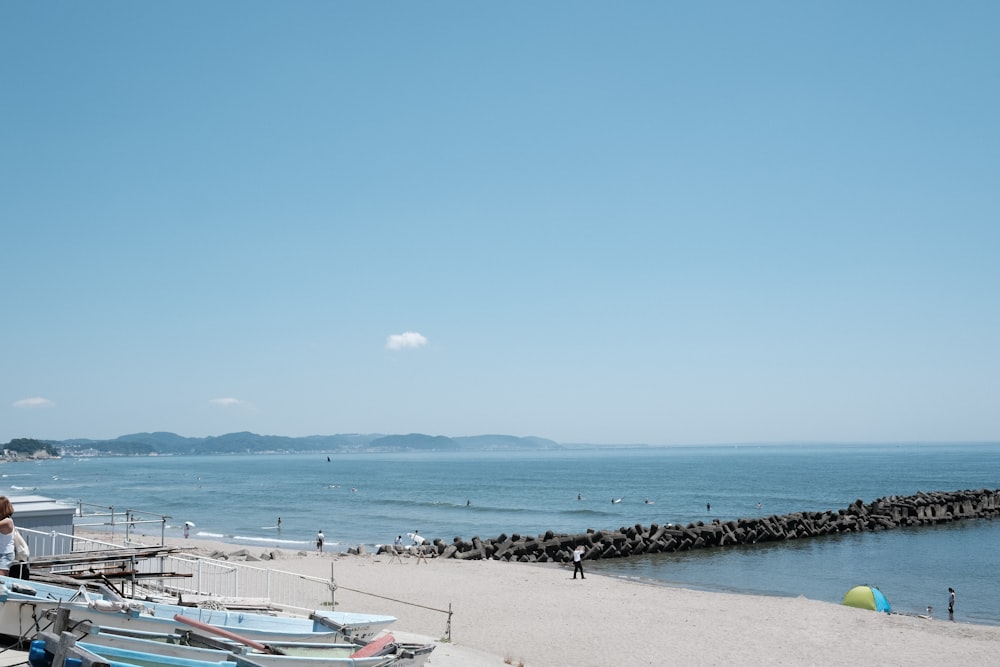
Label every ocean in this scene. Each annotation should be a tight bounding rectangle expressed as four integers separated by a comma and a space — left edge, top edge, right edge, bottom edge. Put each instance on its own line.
4, 443, 999, 625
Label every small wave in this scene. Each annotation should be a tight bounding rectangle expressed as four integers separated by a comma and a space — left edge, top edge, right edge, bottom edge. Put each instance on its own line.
373, 498, 562, 516
567, 508, 617, 517
198, 531, 225, 539
231, 535, 311, 546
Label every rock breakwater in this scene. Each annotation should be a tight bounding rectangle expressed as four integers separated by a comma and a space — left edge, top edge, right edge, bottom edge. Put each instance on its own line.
378, 488, 1000, 563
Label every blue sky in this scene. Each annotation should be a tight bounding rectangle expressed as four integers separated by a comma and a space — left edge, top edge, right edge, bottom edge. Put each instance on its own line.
3, 2, 997, 445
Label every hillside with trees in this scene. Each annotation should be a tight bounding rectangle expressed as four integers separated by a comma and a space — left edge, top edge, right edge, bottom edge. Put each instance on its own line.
5, 432, 563, 457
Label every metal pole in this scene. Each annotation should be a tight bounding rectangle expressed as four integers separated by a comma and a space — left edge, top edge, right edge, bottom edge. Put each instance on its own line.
445, 603, 452, 642
328, 562, 337, 609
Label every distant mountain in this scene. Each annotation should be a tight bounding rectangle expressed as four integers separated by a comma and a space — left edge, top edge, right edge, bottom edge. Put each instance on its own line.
44, 431, 562, 456
453, 434, 560, 450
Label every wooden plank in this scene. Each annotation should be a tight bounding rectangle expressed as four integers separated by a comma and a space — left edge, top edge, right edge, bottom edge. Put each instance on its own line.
58, 571, 193, 580
177, 595, 274, 610
30, 546, 188, 569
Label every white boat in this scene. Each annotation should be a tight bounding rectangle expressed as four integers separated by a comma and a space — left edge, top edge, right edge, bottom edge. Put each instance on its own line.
34, 629, 399, 667
75, 626, 434, 667
76, 634, 396, 667
83, 624, 435, 667
0, 577, 395, 645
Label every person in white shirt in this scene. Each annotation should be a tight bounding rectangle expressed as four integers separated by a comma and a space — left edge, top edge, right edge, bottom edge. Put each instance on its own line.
572, 545, 586, 580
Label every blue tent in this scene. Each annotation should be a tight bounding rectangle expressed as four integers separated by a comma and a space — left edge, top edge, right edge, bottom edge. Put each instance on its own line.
842, 585, 891, 613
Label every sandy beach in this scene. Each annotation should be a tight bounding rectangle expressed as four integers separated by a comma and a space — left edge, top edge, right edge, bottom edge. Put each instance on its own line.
76, 531, 1000, 667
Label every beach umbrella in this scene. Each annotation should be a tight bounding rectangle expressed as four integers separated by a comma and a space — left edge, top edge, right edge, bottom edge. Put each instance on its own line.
184, 521, 196, 527
842, 585, 891, 613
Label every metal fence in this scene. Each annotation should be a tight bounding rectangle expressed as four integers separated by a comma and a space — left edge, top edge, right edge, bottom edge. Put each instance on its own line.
18, 526, 124, 557
132, 554, 336, 613
72, 501, 169, 547
17, 528, 332, 614
19, 526, 335, 614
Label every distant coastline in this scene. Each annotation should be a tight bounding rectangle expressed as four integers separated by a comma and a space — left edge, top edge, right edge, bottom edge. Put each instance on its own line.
8, 431, 566, 458
4, 432, 996, 459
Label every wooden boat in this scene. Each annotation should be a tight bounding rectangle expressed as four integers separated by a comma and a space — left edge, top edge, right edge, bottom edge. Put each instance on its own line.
0, 577, 395, 644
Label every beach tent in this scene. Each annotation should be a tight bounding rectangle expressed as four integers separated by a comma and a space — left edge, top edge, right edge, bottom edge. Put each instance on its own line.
842, 585, 891, 613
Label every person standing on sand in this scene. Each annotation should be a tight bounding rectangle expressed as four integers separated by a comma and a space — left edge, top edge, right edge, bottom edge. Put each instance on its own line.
316, 530, 325, 554
572, 545, 585, 579
0, 497, 16, 576
949, 587, 955, 614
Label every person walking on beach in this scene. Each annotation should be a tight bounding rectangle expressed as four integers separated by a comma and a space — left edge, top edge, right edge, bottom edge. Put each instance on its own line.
0, 497, 17, 577
948, 587, 955, 615
316, 530, 325, 554
572, 545, 585, 579
277, 517, 282, 531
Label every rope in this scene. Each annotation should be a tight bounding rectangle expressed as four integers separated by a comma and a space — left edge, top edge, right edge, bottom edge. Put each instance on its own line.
330, 584, 450, 615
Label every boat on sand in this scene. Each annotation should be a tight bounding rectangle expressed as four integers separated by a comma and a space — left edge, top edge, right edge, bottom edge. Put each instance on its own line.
0, 576, 395, 645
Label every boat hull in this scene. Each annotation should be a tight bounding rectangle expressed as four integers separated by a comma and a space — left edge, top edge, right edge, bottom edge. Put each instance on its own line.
0, 576, 393, 644
76, 636, 395, 667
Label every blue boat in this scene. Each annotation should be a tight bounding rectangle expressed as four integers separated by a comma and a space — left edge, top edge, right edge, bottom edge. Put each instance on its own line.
0, 576, 395, 645
73, 627, 433, 667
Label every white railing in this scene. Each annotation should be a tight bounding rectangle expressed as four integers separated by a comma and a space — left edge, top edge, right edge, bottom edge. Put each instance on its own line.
17, 527, 123, 559
73, 501, 170, 546
133, 554, 335, 613
21, 528, 453, 640
20, 527, 334, 613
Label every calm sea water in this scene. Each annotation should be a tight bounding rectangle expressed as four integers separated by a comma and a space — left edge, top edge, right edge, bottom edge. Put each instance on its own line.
4, 443, 999, 625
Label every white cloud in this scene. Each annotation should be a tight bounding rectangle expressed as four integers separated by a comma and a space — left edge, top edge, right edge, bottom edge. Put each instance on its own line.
209, 397, 246, 408
13, 397, 55, 409
386, 331, 428, 350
